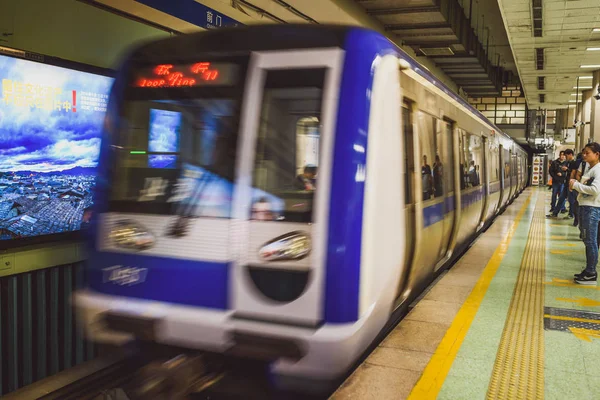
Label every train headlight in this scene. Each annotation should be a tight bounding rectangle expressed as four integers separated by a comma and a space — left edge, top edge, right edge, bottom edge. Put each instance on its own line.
259, 231, 311, 262
109, 220, 155, 251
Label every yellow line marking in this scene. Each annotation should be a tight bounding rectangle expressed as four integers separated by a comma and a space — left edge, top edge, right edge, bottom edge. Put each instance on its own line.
406, 191, 534, 400
544, 280, 600, 290
487, 193, 546, 399
560, 243, 578, 247
550, 235, 566, 240
544, 314, 600, 324
549, 249, 575, 255
550, 278, 572, 284
569, 327, 600, 342
555, 297, 600, 307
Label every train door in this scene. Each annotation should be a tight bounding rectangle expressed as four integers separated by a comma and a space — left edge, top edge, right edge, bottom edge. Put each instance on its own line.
397, 101, 416, 295
434, 118, 456, 269
508, 148, 515, 200
477, 136, 489, 229
394, 99, 426, 305
455, 129, 484, 245
498, 144, 508, 208
512, 152, 518, 196
231, 49, 343, 326
414, 111, 444, 273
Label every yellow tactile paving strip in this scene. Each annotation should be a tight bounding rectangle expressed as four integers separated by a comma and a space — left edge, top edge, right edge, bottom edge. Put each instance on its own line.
486, 194, 546, 400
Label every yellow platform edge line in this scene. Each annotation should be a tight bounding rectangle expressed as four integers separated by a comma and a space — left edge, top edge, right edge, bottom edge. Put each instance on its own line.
407, 192, 534, 400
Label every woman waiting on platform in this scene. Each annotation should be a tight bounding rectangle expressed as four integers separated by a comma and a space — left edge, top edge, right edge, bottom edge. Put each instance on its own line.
570, 142, 600, 285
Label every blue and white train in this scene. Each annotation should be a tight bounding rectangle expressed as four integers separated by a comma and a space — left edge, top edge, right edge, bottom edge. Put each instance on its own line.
75, 24, 528, 392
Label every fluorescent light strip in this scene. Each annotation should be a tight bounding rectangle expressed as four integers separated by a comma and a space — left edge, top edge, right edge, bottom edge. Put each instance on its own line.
587, 48, 600, 51
580, 65, 600, 68
574, 86, 593, 89
593, 28, 600, 32
578, 76, 593, 79
571, 93, 582, 96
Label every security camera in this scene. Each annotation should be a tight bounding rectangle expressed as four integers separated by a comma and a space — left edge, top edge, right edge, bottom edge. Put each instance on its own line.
594, 87, 600, 101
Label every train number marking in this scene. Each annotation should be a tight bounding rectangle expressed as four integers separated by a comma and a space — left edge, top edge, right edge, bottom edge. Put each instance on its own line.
102, 265, 148, 286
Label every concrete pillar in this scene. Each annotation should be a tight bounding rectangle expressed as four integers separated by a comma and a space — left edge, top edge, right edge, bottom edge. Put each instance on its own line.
590, 70, 600, 143
582, 89, 593, 149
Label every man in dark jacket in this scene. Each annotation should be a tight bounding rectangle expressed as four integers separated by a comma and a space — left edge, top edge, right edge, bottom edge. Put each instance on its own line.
550, 149, 576, 219
548, 151, 567, 215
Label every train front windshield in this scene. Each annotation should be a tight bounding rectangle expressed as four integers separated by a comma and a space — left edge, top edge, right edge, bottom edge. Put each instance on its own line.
107, 59, 323, 222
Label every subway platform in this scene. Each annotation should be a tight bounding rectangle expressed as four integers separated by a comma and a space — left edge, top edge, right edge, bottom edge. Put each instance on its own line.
332, 187, 600, 400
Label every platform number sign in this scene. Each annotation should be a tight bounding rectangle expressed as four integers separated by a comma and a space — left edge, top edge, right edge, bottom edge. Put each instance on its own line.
206, 11, 222, 27
133, 0, 242, 30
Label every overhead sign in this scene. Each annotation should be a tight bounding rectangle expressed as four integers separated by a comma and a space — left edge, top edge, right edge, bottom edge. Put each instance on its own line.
134, 0, 243, 30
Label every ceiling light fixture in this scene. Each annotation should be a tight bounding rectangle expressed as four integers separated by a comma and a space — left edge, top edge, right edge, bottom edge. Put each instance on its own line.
578, 76, 593, 79
580, 65, 600, 68
571, 93, 583, 96
593, 28, 600, 32
587, 47, 600, 51
574, 86, 593, 89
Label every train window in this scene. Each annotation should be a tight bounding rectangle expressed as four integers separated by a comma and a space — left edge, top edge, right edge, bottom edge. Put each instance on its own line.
417, 111, 437, 201
459, 130, 482, 189
402, 103, 414, 205
435, 119, 453, 198
108, 93, 240, 217
503, 148, 511, 180
490, 139, 500, 182
251, 68, 325, 222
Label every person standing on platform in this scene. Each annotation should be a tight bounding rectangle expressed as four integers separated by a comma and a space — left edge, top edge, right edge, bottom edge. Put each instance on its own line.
570, 150, 585, 227
569, 142, 600, 285
551, 149, 576, 219
548, 151, 567, 216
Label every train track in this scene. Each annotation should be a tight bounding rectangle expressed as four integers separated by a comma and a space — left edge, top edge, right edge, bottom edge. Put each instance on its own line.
3, 351, 144, 400
3, 347, 325, 400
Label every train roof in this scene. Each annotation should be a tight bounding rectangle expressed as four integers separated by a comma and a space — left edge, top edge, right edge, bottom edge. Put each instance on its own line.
127, 24, 521, 150
131, 24, 351, 57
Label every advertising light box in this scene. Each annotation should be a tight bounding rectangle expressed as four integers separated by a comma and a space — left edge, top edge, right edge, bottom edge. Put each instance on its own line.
0, 53, 113, 242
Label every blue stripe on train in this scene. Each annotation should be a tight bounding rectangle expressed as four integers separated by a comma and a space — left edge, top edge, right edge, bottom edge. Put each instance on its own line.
87, 251, 229, 309
422, 183, 506, 229
323, 28, 395, 324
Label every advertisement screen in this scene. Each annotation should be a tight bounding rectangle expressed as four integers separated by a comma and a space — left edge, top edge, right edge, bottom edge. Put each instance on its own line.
0, 54, 113, 241
148, 108, 181, 169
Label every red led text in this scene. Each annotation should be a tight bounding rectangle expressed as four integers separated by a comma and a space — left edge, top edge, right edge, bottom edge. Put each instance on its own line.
135, 62, 221, 88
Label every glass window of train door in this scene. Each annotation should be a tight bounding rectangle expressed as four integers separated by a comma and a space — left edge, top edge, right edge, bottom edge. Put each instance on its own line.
437, 118, 454, 198
458, 128, 467, 190
402, 100, 414, 206
251, 68, 325, 222
490, 136, 499, 183
468, 133, 483, 188
417, 111, 437, 202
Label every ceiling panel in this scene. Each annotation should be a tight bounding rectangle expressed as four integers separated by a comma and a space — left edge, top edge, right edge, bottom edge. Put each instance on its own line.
498, 0, 600, 109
